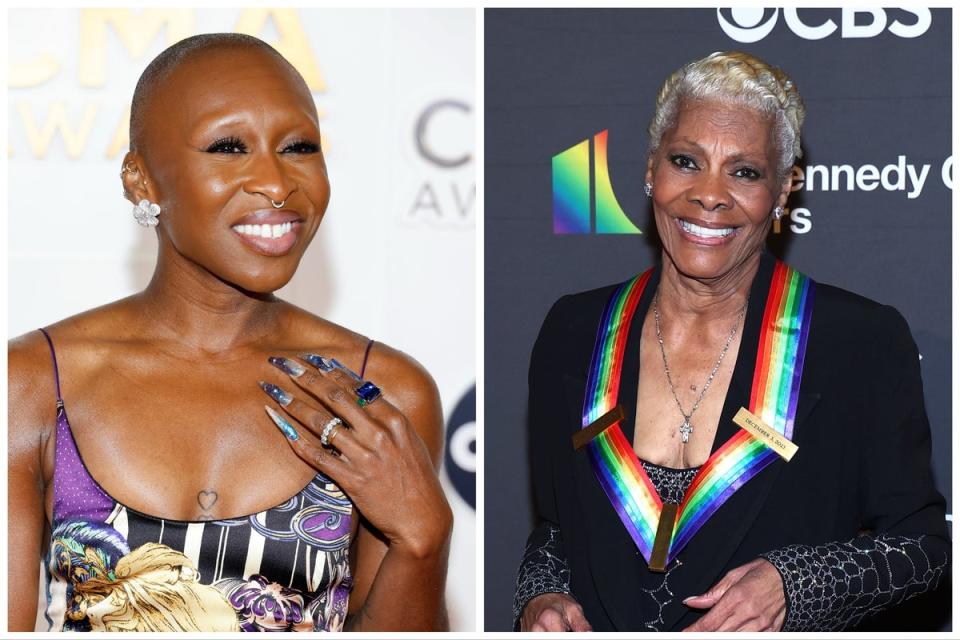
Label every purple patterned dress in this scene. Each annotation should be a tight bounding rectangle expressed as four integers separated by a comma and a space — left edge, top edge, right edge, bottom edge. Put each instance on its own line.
37, 329, 353, 632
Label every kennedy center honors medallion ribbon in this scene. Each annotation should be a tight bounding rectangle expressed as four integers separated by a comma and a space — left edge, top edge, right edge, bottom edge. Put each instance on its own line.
575, 261, 814, 571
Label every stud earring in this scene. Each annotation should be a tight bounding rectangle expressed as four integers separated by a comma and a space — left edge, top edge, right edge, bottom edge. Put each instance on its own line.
772, 206, 785, 221
644, 182, 653, 197
133, 199, 161, 227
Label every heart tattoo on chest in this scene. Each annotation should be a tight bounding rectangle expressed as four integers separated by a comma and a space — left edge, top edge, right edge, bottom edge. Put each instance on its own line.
197, 490, 219, 511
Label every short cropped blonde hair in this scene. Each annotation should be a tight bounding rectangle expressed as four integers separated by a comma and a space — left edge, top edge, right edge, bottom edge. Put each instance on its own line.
648, 51, 805, 178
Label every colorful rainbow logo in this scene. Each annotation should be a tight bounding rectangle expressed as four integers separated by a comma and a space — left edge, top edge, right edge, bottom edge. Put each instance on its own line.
552, 130, 642, 234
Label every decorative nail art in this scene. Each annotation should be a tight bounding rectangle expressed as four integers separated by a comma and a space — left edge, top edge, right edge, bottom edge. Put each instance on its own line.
259, 381, 293, 407
331, 358, 362, 380
264, 405, 299, 441
268, 356, 306, 377
301, 354, 335, 372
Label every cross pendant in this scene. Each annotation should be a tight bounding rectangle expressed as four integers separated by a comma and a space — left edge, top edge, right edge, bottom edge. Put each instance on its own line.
679, 419, 693, 443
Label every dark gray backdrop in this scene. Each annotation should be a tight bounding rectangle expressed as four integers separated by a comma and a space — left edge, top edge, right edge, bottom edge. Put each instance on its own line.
484, 8, 952, 631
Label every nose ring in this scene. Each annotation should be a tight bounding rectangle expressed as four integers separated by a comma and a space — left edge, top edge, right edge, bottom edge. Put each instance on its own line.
271, 199, 286, 209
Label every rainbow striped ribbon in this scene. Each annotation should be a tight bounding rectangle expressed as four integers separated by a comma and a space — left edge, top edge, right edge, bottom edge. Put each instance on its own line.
581, 261, 814, 567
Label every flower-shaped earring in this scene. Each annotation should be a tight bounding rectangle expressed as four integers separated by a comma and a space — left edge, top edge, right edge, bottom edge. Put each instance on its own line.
772, 206, 785, 221
133, 199, 161, 227
644, 182, 653, 197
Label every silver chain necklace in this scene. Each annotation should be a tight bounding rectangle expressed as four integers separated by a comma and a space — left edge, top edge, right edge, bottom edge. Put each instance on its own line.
653, 291, 748, 444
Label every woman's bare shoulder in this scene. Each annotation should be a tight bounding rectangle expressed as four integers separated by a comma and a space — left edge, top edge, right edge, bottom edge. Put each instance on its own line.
7, 331, 57, 430
279, 304, 366, 351
281, 304, 436, 392
281, 305, 443, 459
363, 341, 438, 402
9, 330, 60, 461
12, 297, 140, 351
9, 299, 140, 422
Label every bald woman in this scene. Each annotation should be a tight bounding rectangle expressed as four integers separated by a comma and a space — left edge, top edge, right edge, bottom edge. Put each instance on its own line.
9, 33, 451, 632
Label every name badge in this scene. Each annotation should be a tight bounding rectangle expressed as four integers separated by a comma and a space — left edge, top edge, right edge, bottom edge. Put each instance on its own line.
733, 407, 799, 462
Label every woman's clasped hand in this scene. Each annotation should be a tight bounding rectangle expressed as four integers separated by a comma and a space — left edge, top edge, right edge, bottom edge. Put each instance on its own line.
521, 593, 592, 632
261, 355, 452, 558
681, 558, 786, 632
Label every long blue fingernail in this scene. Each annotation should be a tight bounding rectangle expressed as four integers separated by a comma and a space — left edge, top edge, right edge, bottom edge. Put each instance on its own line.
301, 354, 335, 372
331, 358, 361, 380
259, 381, 293, 406
265, 405, 299, 441
269, 356, 306, 377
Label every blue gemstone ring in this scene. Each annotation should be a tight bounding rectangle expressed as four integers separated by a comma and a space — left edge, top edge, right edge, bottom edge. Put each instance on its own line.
355, 381, 382, 407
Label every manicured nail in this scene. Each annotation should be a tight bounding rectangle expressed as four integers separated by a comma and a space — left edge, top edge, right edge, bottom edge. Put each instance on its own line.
259, 381, 293, 407
682, 596, 696, 604
265, 405, 299, 441
269, 356, 306, 377
331, 358, 361, 380
301, 354, 335, 372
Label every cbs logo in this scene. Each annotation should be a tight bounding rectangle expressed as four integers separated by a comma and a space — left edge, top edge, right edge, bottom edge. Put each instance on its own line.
717, 8, 931, 43
444, 384, 475, 509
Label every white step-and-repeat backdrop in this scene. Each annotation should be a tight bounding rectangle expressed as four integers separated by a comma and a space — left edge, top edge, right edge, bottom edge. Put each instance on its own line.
8, 8, 475, 630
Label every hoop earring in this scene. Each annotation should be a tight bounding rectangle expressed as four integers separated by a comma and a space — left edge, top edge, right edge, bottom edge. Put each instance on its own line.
133, 199, 161, 227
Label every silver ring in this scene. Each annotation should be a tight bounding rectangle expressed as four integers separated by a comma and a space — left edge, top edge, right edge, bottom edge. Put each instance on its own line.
320, 417, 342, 446
271, 199, 285, 209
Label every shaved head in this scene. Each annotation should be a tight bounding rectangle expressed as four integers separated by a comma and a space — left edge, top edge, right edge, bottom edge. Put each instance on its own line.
129, 33, 308, 152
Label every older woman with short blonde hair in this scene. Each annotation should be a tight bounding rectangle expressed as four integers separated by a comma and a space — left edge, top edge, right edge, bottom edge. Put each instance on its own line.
515, 51, 948, 632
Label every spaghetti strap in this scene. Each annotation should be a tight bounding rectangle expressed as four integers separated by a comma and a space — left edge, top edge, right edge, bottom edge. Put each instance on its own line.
37, 330, 113, 526
37, 327, 64, 409
359, 339, 375, 378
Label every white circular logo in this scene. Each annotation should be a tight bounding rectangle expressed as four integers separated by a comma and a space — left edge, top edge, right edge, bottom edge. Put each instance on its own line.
717, 8, 778, 43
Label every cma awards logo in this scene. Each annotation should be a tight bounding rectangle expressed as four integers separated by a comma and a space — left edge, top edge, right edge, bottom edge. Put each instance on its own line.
407, 99, 475, 227
717, 8, 931, 43
444, 384, 475, 509
553, 130, 642, 234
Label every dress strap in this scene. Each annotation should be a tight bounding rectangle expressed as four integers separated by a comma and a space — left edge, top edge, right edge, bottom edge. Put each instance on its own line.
37, 327, 64, 410
37, 329, 115, 523
359, 339, 375, 378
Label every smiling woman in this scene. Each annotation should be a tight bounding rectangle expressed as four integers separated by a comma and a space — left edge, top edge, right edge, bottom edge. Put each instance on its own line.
8, 33, 452, 632
123, 36, 330, 291
515, 51, 948, 632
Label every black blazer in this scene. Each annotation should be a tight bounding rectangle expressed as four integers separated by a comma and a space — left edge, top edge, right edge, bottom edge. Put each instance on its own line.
527, 252, 948, 631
